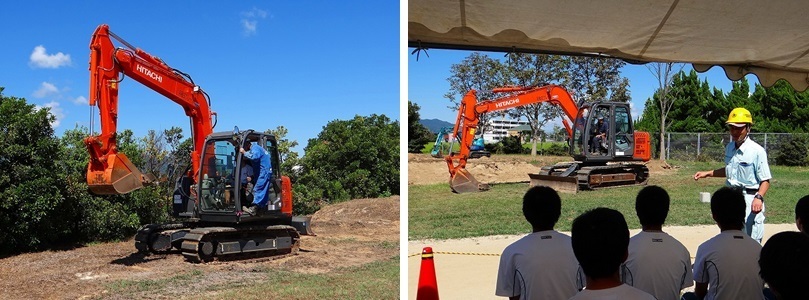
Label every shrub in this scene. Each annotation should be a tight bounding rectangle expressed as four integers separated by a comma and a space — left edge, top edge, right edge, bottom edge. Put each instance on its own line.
501, 136, 524, 154
775, 135, 809, 166
544, 143, 569, 156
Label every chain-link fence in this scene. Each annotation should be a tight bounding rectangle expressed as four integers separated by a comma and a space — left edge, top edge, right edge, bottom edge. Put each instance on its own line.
652, 132, 809, 165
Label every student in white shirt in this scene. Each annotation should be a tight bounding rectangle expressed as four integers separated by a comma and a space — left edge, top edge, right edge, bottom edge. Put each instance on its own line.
569, 208, 656, 300
691, 187, 764, 300
495, 186, 583, 300
622, 186, 692, 300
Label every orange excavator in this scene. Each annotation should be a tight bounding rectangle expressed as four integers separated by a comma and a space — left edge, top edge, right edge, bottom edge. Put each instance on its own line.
84, 24, 311, 262
443, 84, 652, 193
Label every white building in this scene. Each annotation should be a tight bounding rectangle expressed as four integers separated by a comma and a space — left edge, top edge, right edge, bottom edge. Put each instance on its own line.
481, 117, 529, 144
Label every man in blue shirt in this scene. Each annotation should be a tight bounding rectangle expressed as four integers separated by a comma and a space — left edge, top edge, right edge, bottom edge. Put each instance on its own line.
694, 107, 771, 242
240, 140, 273, 216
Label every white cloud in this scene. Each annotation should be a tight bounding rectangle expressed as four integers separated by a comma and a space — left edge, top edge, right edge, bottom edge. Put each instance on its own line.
242, 20, 258, 35
29, 45, 71, 69
241, 7, 268, 36
71, 95, 87, 105
35, 101, 65, 128
33, 82, 59, 98
242, 7, 267, 18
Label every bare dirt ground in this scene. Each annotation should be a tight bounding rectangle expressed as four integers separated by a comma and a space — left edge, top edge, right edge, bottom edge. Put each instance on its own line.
408, 153, 675, 186
0, 196, 399, 300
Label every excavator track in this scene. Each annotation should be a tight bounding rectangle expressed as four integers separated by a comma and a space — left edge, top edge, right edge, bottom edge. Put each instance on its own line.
532, 162, 649, 192
134, 223, 189, 254
180, 225, 300, 263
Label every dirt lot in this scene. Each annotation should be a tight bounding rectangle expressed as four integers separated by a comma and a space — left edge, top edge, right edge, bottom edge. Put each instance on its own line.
408, 153, 675, 186
0, 196, 399, 300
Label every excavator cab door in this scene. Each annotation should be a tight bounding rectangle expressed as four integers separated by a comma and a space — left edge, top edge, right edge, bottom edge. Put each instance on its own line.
572, 102, 637, 162
612, 105, 635, 159
197, 137, 238, 214
584, 104, 613, 158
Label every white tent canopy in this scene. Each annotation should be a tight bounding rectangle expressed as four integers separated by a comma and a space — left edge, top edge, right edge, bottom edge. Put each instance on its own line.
409, 0, 809, 91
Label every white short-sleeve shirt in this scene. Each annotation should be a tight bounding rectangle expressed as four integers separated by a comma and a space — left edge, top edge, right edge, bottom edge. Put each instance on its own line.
622, 231, 692, 300
725, 138, 771, 189
568, 284, 657, 300
496, 230, 583, 300
693, 230, 764, 300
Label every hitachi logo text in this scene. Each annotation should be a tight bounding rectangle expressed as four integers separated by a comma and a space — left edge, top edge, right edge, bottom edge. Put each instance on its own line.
495, 99, 519, 108
136, 64, 162, 83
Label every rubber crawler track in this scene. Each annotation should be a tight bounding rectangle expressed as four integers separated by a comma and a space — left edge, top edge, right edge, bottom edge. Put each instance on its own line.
180, 225, 300, 263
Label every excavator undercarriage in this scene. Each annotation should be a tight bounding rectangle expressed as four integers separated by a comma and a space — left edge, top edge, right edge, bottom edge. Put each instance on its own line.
134, 218, 305, 263
529, 162, 649, 193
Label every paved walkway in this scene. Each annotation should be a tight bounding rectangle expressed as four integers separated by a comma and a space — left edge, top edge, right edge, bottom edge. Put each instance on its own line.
407, 223, 797, 300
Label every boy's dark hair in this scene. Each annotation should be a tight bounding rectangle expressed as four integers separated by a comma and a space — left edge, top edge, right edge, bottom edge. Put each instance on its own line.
571, 207, 629, 279
759, 231, 809, 300
523, 186, 562, 230
635, 185, 670, 226
710, 187, 745, 229
795, 195, 809, 226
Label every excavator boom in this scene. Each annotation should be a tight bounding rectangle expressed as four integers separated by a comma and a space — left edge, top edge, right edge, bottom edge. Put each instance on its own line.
446, 85, 578, 193
85, 24, 214, 195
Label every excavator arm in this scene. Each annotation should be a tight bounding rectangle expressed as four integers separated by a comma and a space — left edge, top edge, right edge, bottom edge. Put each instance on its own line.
85, 24, 215, 195
446, 84, 579, 193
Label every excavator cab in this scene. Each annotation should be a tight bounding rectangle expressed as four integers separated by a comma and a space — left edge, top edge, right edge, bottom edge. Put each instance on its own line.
570, 102, 648, 163
188, 130, 289, 223
171, 129, 290, 222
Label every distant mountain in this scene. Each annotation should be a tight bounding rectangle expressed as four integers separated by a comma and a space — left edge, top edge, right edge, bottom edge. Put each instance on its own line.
420, 118, 453, 133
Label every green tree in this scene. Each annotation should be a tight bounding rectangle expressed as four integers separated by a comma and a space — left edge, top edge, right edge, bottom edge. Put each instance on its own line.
0, 88, 75, 253
408, 101, 434, 153
500, 53, 566, 157
563, 56, 628, 103
750, 80, 809, 133
445, 52, 505, 134
293, 114, 399, 215
264, 125, 300, 180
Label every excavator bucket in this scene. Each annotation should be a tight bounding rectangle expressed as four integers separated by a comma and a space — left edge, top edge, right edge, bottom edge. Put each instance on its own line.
450, 169, 488, 193
87, 153, 148, 195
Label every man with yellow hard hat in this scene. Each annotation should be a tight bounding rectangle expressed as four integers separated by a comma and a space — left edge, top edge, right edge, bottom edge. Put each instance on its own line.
694, 107, 771, 243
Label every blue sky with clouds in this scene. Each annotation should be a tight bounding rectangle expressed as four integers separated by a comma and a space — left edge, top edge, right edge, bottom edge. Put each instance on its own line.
0, 1, 399, 153
408, 49, 759, 129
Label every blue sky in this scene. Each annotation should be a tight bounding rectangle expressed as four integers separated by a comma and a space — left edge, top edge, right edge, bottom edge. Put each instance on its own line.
0, 1, 399, 154
408, 49, 759, 129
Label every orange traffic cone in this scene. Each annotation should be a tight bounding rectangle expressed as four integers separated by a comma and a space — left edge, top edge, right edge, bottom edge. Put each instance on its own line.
416, 247, 439, 300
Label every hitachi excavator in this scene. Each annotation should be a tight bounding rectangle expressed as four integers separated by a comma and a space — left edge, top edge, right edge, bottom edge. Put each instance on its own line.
84, 24, 311, 262
443, 84, 652, 193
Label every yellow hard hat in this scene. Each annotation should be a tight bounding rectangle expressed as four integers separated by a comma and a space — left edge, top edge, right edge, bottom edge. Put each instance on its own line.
726, 107, 753, 125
